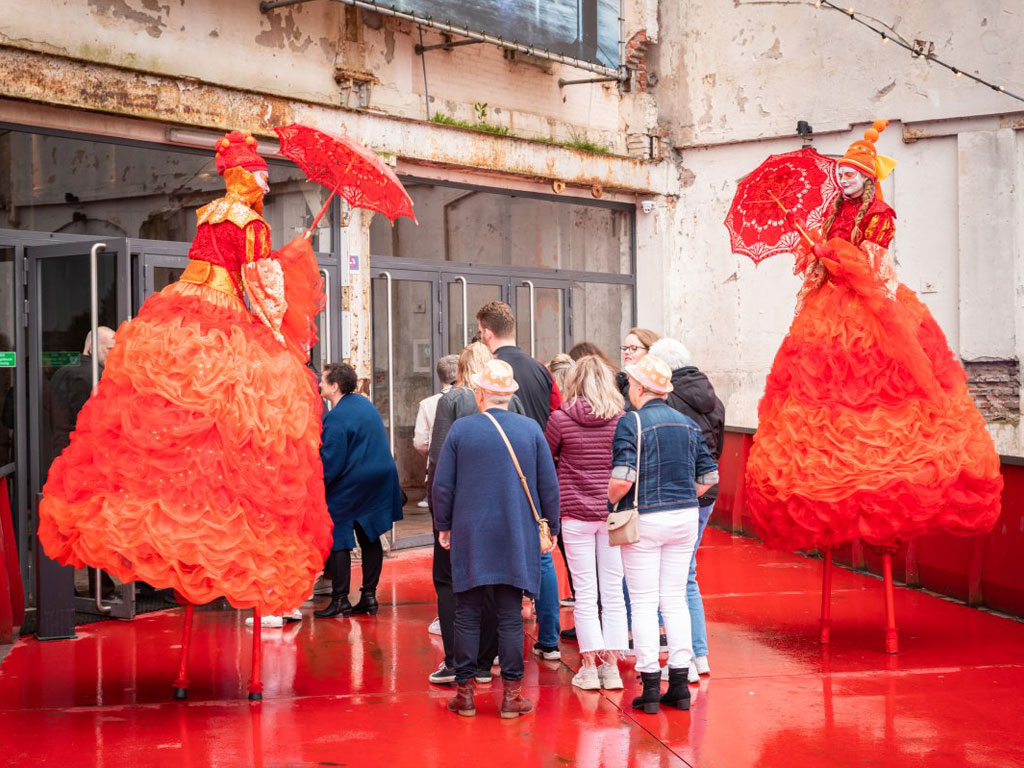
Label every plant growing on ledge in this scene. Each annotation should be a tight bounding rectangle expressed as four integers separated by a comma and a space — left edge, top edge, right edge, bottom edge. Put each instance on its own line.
562, 127, 611, 154
430, 110, 510, 136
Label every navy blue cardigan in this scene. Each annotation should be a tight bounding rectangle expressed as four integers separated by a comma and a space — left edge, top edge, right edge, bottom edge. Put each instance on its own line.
432, 408, 560, 596
321, 393, 403, 551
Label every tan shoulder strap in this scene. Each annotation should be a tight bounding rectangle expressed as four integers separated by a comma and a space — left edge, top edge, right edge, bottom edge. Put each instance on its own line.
483, 411, 542, 525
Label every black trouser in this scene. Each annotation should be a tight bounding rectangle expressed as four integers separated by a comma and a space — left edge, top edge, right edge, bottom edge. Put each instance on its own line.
454, 584, 524, 684
433, 530, 498, 670
557, 533, 575, 598
328, 522, 383, 598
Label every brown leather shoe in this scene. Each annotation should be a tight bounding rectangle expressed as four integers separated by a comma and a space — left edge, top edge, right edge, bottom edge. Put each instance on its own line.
447, 680, 476, 717
500, 679, 533, 719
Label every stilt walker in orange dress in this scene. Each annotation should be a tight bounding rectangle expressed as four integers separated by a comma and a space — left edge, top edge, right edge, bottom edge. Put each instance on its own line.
744, 121, 1002, 652
37, 131, 332, 698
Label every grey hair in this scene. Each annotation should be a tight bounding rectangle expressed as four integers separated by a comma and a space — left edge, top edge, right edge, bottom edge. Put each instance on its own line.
648, 338, 692, 371
436, 354, 459, 386
480, 393, 513, 406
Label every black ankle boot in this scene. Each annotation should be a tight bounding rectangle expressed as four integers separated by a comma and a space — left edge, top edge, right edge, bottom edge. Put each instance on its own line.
350, 590, 379, 616
314, 595, 352, 618
660, 667, 691, 710
631, 671, 662, 715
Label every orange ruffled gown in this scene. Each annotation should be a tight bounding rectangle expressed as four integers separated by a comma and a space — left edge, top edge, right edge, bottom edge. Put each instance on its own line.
746, 195, 1002, 551
38, 173, 332, 614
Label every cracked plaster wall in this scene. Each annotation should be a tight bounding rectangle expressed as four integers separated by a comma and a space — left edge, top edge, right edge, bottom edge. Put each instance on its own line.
0, 0, 657, 152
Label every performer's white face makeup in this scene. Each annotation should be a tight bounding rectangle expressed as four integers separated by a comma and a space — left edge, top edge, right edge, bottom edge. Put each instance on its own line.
837, 166, 867, 198
253, 170, 270, 194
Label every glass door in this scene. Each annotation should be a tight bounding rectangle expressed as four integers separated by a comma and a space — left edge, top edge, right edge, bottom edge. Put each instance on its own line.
440, 273, 508, 355
138, 250, 189, 307
515, 278, 572, 364
27, 238, 132, 637
370, 268, 440, 547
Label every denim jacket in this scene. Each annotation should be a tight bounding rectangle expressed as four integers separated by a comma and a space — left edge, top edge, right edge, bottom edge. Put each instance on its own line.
610, 399, 719, 515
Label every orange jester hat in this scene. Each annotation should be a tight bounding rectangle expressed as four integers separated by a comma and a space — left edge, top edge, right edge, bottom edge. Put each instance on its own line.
745, 120, 1002, 555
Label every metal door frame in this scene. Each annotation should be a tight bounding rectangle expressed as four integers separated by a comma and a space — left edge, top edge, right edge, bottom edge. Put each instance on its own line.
26, 237, 133, 636
438, 271, 510, 356
367, 266, 443, 422
135, 244, 190, 309
511, 275, 573, 360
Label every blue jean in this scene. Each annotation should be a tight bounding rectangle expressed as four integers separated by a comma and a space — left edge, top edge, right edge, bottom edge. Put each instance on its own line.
687, 502, 714, 658
536, 551, 561, 647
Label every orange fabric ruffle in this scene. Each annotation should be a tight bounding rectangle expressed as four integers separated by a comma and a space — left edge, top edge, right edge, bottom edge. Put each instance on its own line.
746, 238, 1002, 551
37, 280, 332, 615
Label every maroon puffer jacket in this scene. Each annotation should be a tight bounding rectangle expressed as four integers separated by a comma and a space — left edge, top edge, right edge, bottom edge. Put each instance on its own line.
544, 399, 623, 522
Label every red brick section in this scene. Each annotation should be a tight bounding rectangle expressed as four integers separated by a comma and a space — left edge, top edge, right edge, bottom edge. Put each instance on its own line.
625, 30, 650, 92
964, 359, 1020, 423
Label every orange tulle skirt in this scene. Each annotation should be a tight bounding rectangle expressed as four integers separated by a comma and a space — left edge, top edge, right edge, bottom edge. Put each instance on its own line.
38, 279, 332, 615
746, 239, 1002, 551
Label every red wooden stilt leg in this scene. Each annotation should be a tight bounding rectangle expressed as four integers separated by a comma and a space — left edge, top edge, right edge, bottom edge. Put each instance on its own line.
172, 603, 194, 699
248, 609, 264, 700
882, 552, 899, 654
819, 549, 833, 644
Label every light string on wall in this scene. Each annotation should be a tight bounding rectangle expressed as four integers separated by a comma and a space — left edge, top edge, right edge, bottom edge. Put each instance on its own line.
814, 0, 1024, 104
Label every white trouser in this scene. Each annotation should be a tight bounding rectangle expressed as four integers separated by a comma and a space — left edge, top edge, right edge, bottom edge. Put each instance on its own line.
620, 507, 699, 674
561, 517, 630, 654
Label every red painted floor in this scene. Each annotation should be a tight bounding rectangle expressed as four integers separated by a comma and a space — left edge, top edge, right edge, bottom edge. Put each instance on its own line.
2, 528, 1024, 767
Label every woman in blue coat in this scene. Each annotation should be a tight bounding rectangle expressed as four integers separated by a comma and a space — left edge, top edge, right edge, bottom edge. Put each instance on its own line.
314, 362, 403, 619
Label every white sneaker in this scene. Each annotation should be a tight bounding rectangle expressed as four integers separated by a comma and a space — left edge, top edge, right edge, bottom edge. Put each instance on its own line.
417, 498, 429, 509
695, 656, 710, 676
598, 663, 623, 690
246, 615, 284, 628
571, 665, 601, 690
282, 609, 303, 623
559, 596, 575, 608
688, 665, 700, 684
533, 643, 561, 661
427, 617, 441, 636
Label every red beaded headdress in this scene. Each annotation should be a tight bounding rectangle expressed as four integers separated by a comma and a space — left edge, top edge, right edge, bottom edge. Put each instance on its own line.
214, 130, 268, 176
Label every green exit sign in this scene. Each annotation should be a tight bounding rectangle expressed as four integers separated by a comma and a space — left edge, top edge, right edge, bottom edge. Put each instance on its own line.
0, 352, 15, 368
41, 352, 80, 367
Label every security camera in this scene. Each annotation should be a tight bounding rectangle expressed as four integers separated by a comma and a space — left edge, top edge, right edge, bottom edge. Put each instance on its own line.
641, 200, 656, 214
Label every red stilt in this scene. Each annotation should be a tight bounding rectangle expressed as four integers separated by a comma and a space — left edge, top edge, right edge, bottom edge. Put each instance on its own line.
172, 603, 194, 700
819, 549, 833, 644
882, 551, 899, 654
248, 609, 264, 700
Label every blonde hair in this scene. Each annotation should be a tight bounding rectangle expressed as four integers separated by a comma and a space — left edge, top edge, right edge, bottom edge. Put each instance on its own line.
822, 177, 876, 245
563, 355, 624, 421
457, 342, 493, 388
549, 353, 575, 394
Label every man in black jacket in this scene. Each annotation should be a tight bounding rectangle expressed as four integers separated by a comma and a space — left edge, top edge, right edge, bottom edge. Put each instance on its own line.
476, 301, 557, 430
475, 300, 562, 659
648, 337, 725, 682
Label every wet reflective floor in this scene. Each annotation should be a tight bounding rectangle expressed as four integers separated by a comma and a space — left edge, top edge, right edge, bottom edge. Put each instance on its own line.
2, 528, 1023, 767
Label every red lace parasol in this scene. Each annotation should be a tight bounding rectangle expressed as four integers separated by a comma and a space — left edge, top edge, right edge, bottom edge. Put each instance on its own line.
724, 147, 839, 264
273, 123, 416, 235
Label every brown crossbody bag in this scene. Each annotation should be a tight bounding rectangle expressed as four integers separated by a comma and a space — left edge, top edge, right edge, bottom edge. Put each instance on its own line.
607, 411, 642, 546
483, 412, 553, 553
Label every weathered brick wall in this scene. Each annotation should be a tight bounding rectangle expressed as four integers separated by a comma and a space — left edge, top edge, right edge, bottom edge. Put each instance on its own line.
964, 360, 1020, 424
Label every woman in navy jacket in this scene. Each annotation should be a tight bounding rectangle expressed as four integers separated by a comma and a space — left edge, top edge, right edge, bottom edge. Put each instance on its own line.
315, 362, 403, 619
